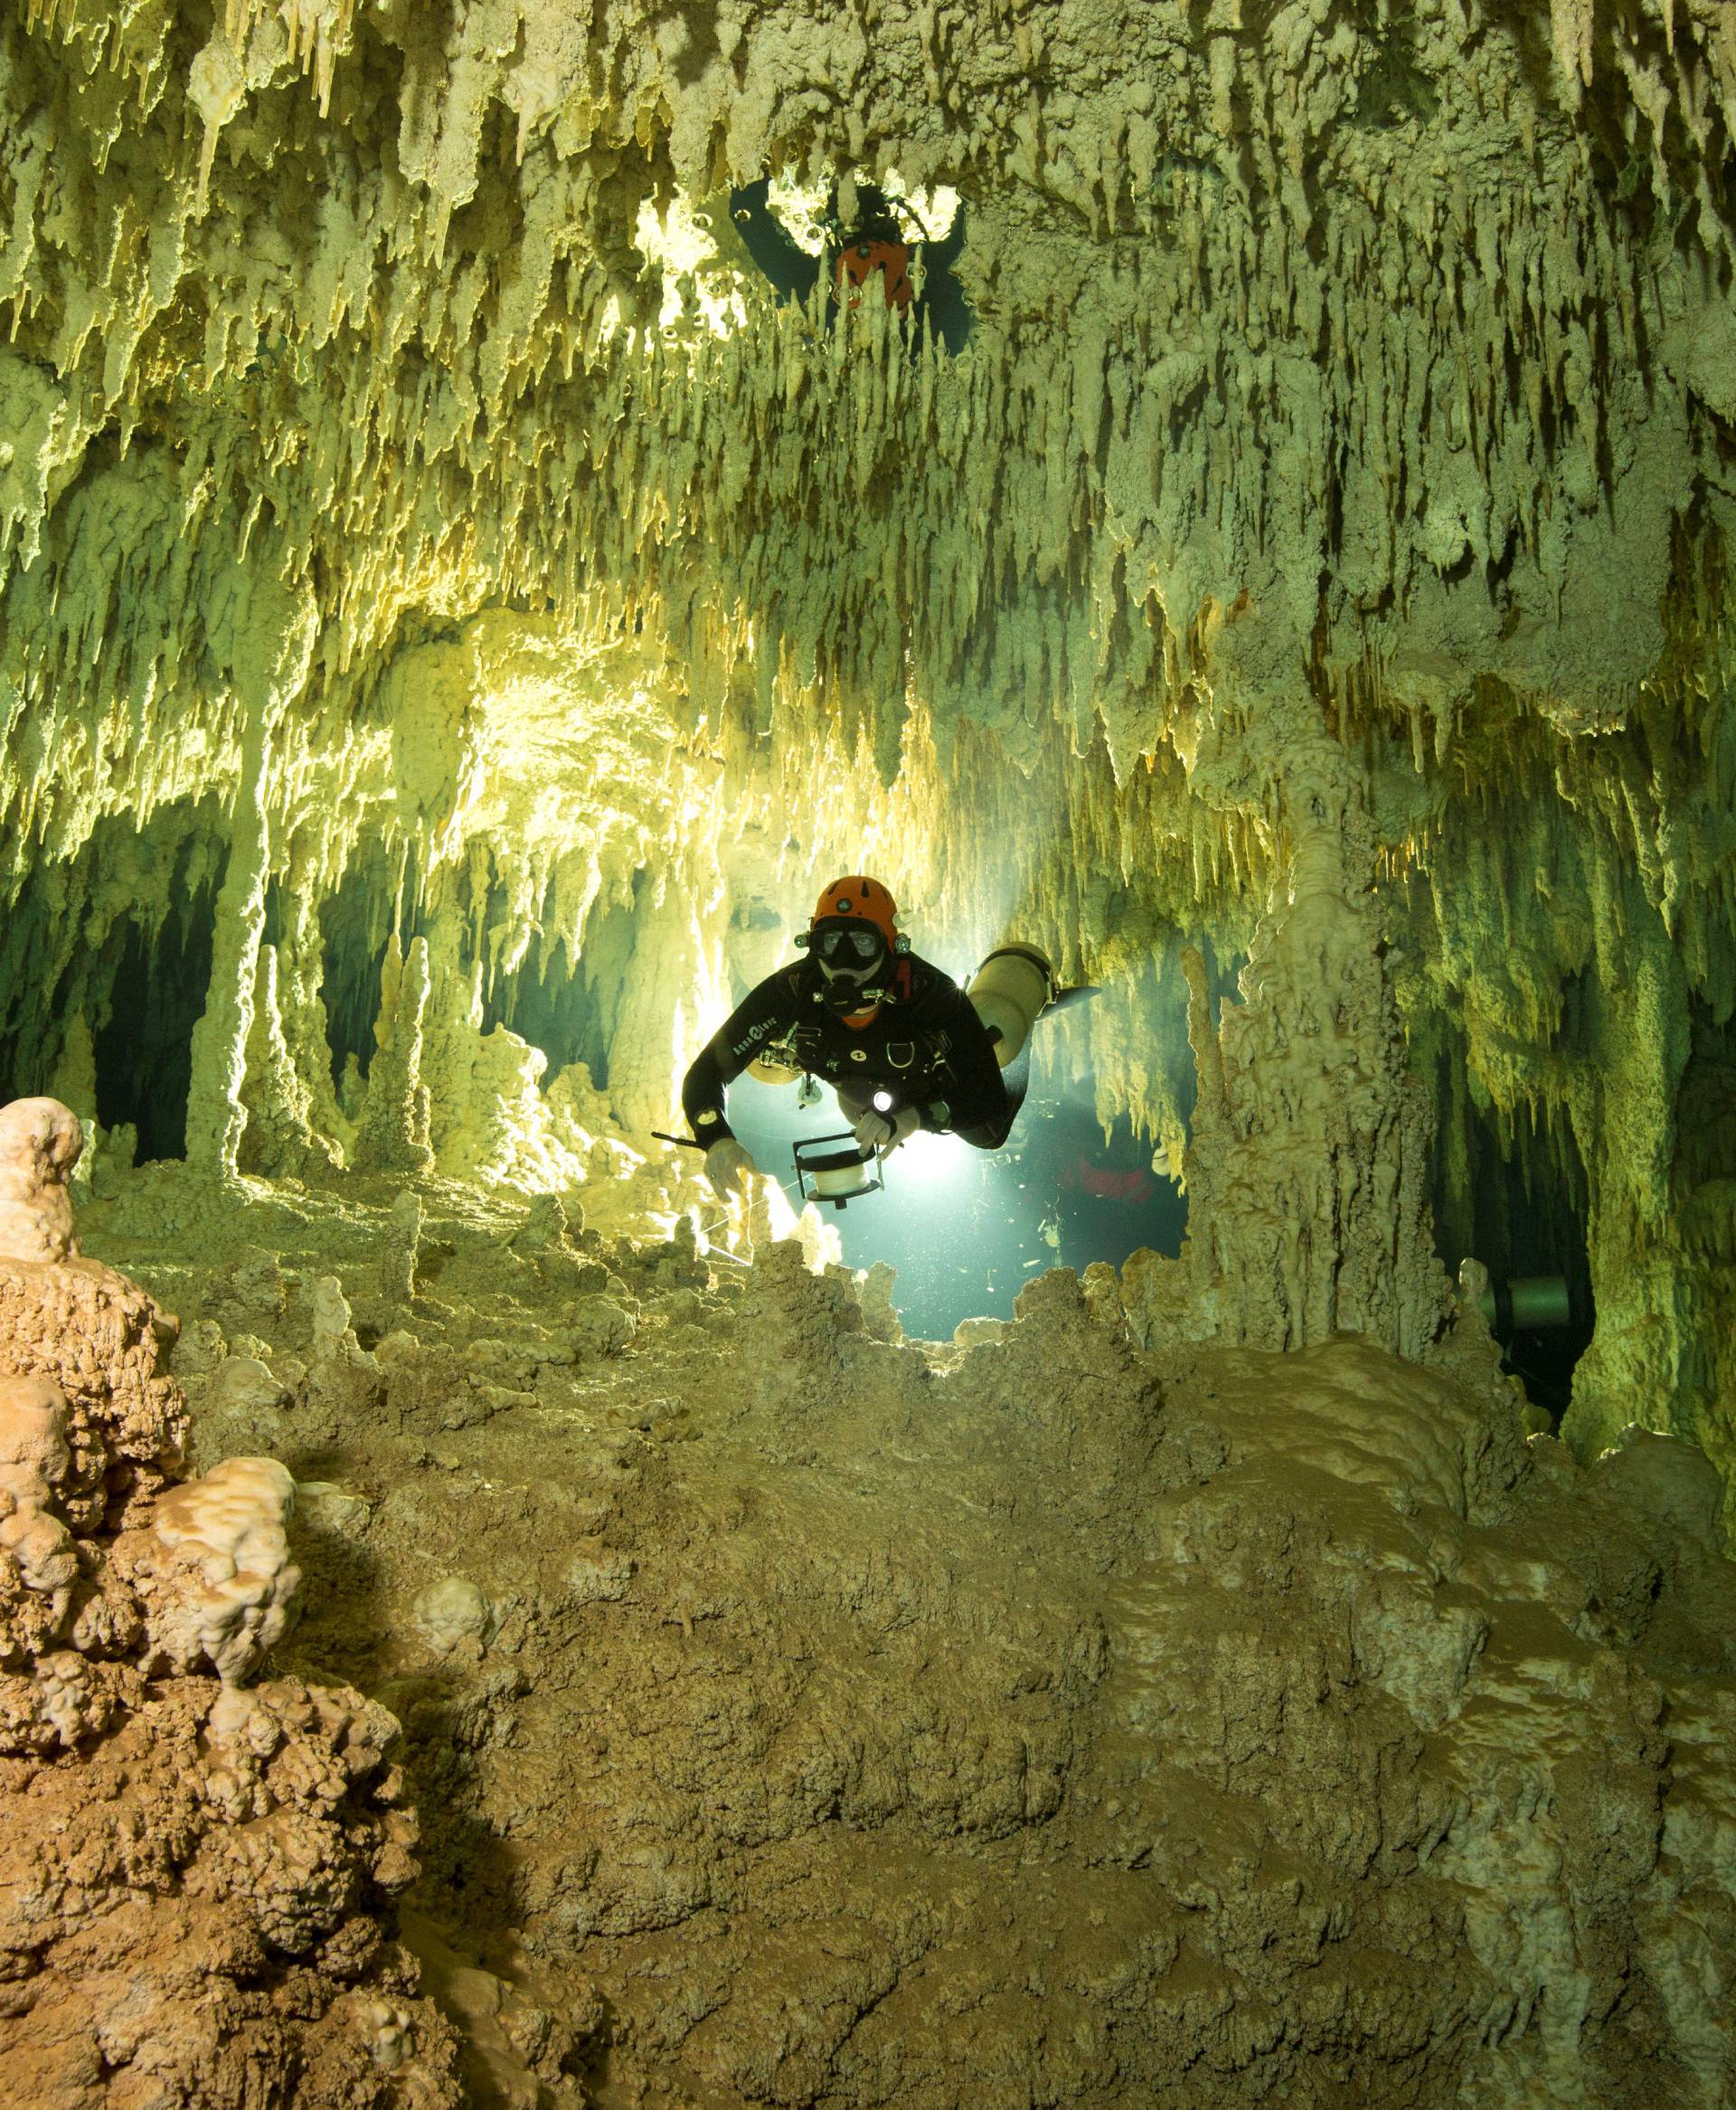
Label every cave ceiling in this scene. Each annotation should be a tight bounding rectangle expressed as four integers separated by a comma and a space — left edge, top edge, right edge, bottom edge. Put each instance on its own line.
4, 0, 1731, 768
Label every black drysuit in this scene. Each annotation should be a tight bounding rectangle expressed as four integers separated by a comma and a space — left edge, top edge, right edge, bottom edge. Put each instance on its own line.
727, 181, 975, 353
682, 954, 1014, 1150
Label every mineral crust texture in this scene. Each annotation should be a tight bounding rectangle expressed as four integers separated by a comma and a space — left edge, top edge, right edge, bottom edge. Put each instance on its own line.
62, 1150, 1736, 2110
0, 1101, 467, 2109
2, 0, 1736, 2096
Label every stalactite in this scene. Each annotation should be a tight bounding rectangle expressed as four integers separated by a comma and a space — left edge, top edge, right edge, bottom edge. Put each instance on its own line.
0, 0, 1730, 1492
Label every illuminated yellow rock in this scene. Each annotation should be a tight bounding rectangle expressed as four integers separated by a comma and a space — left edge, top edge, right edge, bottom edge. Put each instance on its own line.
0, 7, 1733, 2086
0, 0, 1729, 1494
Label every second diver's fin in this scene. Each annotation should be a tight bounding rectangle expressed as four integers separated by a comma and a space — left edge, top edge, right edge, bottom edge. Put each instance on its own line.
1040, 983, 1100, 1016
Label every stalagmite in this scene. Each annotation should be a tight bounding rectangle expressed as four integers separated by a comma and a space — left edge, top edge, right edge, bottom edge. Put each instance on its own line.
239, 943, 341, 1178
352, 934, 436, 1176
0, 1097, 83, 1263
0, 1098, 467, 2100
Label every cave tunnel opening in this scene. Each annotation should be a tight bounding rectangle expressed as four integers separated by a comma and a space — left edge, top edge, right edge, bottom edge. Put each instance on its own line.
487, 931, 616, 1093
1020, 1092, 1192, 1277
478, 870, 655, 1099
715, 1081, 1189, 1341
711, 938, 1236, 1340
1677, 996, 1736, 1205
318, 855, 404, 1091
1431, 1082, 1597, 1429
90, 851, 226, 1163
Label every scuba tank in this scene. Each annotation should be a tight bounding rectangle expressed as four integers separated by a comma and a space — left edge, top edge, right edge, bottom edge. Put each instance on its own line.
968, 946, 1096, 1065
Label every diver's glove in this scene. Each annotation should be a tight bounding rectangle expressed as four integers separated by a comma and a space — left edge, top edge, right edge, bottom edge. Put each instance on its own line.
703, 1138, 758, 1199
854, 1105, 920, 1157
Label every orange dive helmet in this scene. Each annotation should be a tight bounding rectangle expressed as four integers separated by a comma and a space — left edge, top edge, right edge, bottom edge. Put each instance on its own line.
801, 875, 907, 1015
810, 875, 899, 946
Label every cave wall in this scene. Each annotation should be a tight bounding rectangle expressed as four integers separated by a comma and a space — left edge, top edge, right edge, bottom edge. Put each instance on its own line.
0, 3, 1732, 1493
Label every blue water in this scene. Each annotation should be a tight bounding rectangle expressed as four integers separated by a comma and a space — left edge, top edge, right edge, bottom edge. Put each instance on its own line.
722, 1077, 1186, 1340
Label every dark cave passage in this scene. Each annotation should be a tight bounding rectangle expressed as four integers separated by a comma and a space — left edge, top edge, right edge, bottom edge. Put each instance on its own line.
1432, 1089, 1597, 1427
90, 895, 219, 1163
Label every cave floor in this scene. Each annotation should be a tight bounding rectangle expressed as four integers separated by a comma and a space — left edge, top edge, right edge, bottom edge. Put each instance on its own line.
73, 1164, 1736, 2110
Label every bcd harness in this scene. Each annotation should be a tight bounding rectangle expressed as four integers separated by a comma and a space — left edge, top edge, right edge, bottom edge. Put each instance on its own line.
767, 1017, 958, 1088
748, 963, 958, 1096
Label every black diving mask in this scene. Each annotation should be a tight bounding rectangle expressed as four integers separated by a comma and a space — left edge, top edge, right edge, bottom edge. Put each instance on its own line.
811, 921, 890, 1013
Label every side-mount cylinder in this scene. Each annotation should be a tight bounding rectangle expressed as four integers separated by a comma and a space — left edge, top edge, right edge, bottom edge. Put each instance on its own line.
1476, 1276, 1574, 1332
967, 946, 1053, 1069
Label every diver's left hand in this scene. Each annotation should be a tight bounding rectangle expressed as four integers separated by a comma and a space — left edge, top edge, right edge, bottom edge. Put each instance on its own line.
854, 1105, 920, 1157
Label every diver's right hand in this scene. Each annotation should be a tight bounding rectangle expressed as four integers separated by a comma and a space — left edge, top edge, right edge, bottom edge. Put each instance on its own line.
703, 1138, 758, 1200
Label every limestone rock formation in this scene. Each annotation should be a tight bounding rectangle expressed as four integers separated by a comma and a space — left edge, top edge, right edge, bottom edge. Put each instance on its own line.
0, 1097, 84, 1265
0, 0, 1730, 1493
1169, 732, 1452, 1360
125, 1454, 301, 1684
63, 1155, 1736, 2110
1, 0, 1735, 2096
353, 936, 438, 1177
0, 1102, 466, 2108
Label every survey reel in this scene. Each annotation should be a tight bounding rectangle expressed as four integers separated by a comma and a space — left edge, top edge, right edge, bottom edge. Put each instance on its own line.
792, 1133, 885, 1210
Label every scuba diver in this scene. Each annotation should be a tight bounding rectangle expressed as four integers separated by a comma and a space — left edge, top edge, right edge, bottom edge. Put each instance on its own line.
728, 178, 974, 352
1043, 1099, 1176, 1274
681, 877, 1056, 1199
